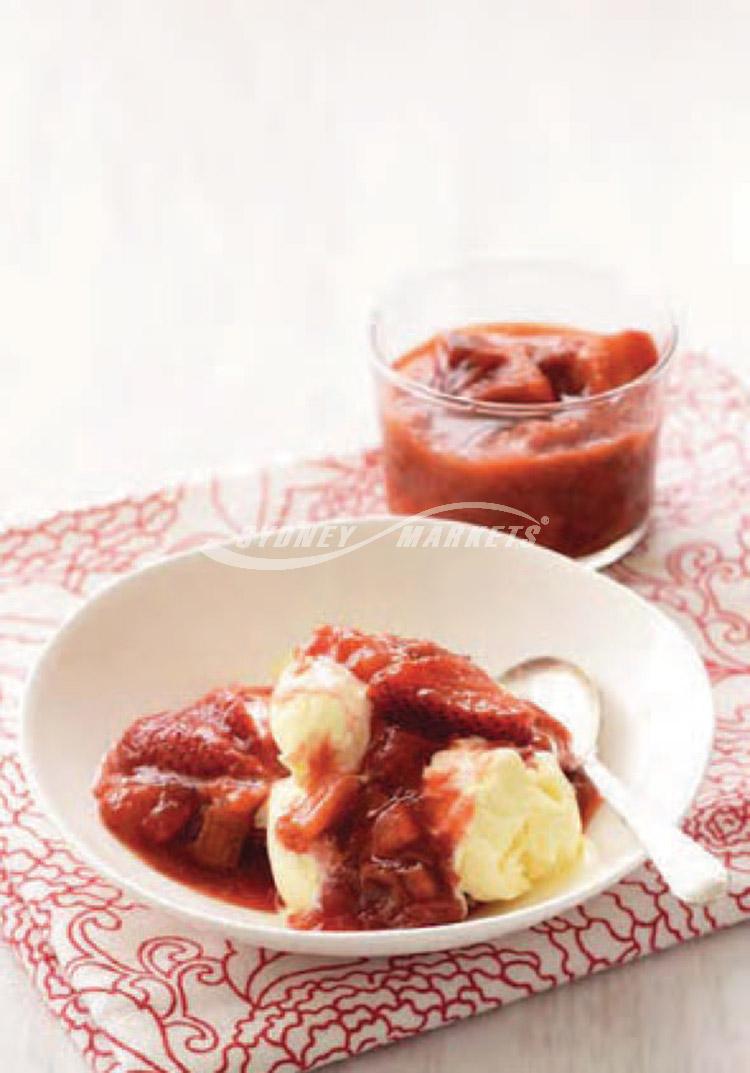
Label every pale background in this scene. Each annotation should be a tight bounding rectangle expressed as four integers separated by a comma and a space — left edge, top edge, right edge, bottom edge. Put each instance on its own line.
0, 1, 748, 1069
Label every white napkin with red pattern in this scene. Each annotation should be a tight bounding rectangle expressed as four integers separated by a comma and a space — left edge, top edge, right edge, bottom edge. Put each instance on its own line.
0, 353, 748, 1072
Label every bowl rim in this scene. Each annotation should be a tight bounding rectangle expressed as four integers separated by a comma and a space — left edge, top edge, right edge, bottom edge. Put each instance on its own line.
19, 514, 714, 957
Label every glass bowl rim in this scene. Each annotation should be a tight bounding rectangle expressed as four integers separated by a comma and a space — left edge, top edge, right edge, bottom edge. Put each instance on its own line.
368, 257, 679, 418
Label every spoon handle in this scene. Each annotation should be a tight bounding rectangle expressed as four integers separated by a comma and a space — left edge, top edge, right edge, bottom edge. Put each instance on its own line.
584, 755, 728, 905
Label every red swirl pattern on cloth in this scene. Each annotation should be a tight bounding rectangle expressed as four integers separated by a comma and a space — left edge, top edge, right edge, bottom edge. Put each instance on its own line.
0, 351, 748, 1072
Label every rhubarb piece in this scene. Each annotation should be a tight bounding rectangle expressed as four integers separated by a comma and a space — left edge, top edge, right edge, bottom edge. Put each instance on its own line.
573, 330, 659, 395
401, 862, 440, 901
536, 345, 587, 398
276, 774, 361, 853
440, 333, 556, 404
190, 783, 267, 870
370, 799, 422, 856
191, 805, 249, 870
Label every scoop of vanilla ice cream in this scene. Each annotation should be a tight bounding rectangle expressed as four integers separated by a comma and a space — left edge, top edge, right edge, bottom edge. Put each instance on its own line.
266, 777, 325, 915
424, 744, 583, 903
270, 656, 371, 785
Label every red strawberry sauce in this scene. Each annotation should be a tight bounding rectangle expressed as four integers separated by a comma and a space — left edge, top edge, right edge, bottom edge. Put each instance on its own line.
379, 322, 661, 558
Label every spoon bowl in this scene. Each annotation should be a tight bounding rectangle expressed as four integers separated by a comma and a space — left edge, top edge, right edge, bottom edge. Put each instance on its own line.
499, 656, 600, 756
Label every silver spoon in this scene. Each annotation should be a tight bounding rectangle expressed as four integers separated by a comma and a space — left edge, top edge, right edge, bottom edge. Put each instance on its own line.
499, 657, 728, 905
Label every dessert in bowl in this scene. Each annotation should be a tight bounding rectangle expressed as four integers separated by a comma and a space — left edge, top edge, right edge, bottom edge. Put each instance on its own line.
21, 517, 714, 957
371, 260, 677, 566
95, 626, 597, 931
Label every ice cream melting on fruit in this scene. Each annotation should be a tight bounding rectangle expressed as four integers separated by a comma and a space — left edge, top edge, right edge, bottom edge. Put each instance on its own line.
95, 626, 594, 930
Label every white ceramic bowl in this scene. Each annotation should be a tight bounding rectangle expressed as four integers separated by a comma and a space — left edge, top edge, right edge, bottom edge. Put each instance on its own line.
21, 516, 714, 957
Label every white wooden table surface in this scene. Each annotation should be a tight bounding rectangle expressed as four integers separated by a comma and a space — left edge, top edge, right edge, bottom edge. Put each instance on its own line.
0, 2, 748, 1070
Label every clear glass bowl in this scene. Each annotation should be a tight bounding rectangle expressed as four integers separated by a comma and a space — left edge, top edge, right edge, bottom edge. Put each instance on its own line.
369, 258, 678, 568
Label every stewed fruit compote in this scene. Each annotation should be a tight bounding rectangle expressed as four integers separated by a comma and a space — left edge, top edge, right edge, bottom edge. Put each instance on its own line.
96, 625, 598, 930
377, 323, 662, 558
